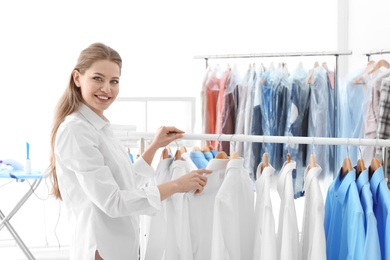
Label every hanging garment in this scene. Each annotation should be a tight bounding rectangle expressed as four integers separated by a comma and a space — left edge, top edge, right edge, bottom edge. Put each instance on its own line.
211, 158, 255, 260
307, 66, 331, 182
251, 68, 265, 179
276, 160, 299, 260
203, 65, 222, 147
253, 162, 277, 260
144, 157, 174, 260
189, 150, 208, 169
377, 76, 390, 180
215, 67, 232, 150
300, 165, 326, 260
220, 65, 240, 155
188, 158, 229, 260
369, 166, 390, 260
164, 160, 193, 260
361, 68, 390, 164
324, 168, 365, 260
284, 64, 310, 198
355, 168, 381, 260
337, 69, 366, 168
243, 66, 258, 180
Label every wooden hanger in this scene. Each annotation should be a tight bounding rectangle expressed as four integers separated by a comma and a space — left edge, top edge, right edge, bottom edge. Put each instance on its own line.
192, 146, 201, 152
369, 157, 381, 178
356, 158, 366, 177
286, 152, 291, 164
174, 149, 182, 160
341, 156, 353, 179
201, 145, 211, 153
306, 61, 319, 84
260, 152, 269, 174
161, 147, 171, 160
180, 146, 187, 154
208, 145, 215, 151
230, 151, 240, 159
368, 59, 390, 74
215, 151, 228, 159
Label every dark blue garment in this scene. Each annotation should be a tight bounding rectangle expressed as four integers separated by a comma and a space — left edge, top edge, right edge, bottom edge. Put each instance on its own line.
370, 166, 390, 260
251, 104, 263, 179
189, 151, 208, 169
324, 169, 365, 260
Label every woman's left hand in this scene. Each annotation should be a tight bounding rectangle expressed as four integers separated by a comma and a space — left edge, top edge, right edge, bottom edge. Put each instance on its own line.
151, 126, 184, 148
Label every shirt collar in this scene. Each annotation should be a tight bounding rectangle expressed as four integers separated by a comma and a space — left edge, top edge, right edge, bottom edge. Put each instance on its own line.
335, 168, 356, 204
78, 103, 109, 131
226, 157, 244, 171
303, 165, 322, 192
355, 168, 369, 195
370, 166, 384, 203
277, 160, 296, 195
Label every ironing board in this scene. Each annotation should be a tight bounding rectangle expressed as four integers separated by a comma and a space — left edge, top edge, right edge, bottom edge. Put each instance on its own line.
0, 170, 43, 260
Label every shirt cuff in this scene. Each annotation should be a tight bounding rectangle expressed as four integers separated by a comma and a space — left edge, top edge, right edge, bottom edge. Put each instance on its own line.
134, 156, 155, 178
143, 186, 161, 213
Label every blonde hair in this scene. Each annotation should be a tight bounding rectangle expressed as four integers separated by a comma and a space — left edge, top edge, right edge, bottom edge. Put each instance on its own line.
48, 43, 122, 200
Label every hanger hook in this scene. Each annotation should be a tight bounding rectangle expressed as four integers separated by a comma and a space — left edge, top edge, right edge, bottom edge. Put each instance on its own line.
312, 137, 315, 156
346, 138, 350, 157
287, 133, 291, 154
229, 134, 235, 153
262, 135, 267, 153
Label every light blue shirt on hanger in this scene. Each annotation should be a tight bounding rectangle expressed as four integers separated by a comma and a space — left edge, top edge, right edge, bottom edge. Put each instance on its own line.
324, 168, 365, 260
355, 168, 381, 260
370, 166, 390, 260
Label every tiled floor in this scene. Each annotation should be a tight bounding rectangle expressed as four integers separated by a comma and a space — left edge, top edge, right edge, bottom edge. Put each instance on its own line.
1, 245, 69, 260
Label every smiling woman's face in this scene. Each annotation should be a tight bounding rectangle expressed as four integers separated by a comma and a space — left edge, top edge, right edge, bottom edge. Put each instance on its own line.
73, 59, 121, 118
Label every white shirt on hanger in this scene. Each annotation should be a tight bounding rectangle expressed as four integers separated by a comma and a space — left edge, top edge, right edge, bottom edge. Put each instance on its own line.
300, 165, 326, 260
253, 162, 277, 260
211, 158, 255, 260
277, 160, 299, 260
144, 157, 174, 260
188, 158, 229, 260
165, 159, 193, 260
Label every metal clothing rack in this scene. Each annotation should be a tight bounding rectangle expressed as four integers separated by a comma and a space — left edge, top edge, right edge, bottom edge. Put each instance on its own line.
125, 132, 390, 148
194, 50, 353, 68
363, 49, 390, 61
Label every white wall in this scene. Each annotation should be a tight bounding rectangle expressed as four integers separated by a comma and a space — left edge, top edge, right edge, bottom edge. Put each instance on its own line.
0, 0, 389, 250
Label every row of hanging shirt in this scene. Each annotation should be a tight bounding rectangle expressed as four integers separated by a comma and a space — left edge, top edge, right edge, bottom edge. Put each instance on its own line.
140, 145, 390, 260
201, 61, 336, 198
338, 58, 390, 186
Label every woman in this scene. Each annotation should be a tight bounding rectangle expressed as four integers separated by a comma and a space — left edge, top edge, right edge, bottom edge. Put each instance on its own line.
48, 42, 210, 260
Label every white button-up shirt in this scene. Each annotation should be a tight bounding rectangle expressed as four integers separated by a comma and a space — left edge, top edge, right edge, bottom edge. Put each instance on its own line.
253, 163, 277, 260
144, 157, 174, 260
188, 158, 229, 260
55, 104, 161, 260
277, 160, 299, 260
165, 159, 193, 260
300, 165, 326, 260
211, 158, 255, 260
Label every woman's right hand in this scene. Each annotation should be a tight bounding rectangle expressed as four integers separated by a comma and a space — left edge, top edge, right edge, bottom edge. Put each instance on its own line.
174, 168, 213, 194
158, 168, 212, 200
